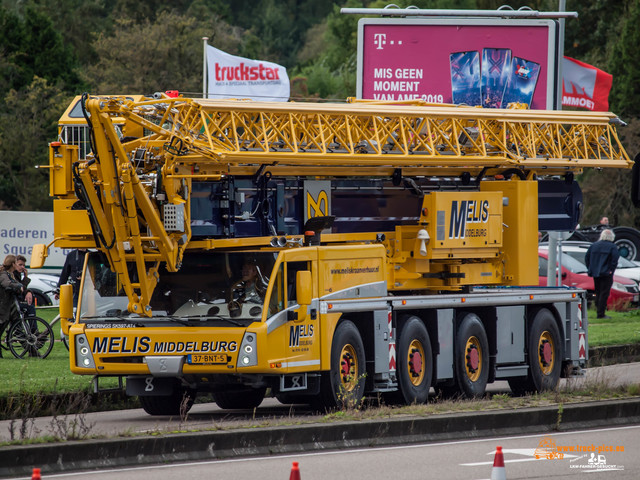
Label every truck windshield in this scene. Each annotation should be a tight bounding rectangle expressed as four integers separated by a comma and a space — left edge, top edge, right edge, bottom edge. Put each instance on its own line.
79, 251, 278, 320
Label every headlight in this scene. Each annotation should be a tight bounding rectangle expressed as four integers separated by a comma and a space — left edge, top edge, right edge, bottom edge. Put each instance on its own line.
612, 281, 627, 292
237, 332, 257, 368
75, 334, 96, 369
41, 278, 59, 288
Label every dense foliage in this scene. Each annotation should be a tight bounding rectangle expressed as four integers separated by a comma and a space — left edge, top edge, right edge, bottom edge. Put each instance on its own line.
0, 0, 638, 226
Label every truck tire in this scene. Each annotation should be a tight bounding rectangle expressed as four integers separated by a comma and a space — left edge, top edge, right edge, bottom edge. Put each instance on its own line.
213, 387, 266, 410
508, 308, 562, 395
314, 320, 366, 410
139, 388, 195, 416
395, 316, 433, 405
612, 227, 640, 261
453, 313, 489, 398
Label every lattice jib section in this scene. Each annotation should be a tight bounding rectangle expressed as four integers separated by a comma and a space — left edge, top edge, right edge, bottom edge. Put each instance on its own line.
90, 97, 631, 174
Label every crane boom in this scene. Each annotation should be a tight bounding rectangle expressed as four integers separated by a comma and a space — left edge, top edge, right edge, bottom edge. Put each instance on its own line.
92, 95, 630, 177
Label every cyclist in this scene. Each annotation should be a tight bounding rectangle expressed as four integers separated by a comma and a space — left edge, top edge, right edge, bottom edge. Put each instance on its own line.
0, 255, 25, 357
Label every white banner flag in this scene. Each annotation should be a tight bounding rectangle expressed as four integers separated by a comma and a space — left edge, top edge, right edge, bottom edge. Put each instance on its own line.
206, 45, 289, 102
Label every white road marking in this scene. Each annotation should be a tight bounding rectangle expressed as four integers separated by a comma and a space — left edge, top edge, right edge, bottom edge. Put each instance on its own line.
9, 424, 639, 479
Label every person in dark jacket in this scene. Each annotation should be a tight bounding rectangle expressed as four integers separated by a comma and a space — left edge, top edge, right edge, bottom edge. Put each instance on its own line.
0, 255, 25, 356
585, 229, 619, 319
57, 249, 87, 308
14, 254, 35, 316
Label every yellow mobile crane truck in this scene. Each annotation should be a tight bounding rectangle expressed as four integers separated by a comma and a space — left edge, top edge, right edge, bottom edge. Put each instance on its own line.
33, 93, 632, 414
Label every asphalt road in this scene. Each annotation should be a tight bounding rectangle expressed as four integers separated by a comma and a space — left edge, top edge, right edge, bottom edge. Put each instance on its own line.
1, 362, 639, 443
14, 424, 639, 480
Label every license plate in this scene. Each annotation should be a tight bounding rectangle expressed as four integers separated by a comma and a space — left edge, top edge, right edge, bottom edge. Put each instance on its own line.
187, 354, 228, 365
634, 294, 639, 302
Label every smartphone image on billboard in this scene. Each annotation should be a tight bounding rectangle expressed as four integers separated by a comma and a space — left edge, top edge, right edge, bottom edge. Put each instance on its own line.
481, 48, 512, 108
450, 51, 481, 106
501, 57, 541, 108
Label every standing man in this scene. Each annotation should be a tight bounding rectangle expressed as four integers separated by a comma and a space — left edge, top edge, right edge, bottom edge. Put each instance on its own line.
57, 249, 87, 308
585, 229, 619, 319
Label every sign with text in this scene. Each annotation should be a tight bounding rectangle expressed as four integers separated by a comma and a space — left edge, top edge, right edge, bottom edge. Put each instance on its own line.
357, 18, 558, 110
0, 211, 67, 271
207, 45, 290, 102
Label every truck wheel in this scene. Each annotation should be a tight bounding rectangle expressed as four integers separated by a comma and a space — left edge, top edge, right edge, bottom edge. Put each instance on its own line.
453, 313, 489, 398
508, 309, 562, 395
315, 320, 366, 410
139, 388, 195, 416
613, 227, 640, 261
395, 316, 432, 404
528, 309, 562, 391
213, 387, 266, 409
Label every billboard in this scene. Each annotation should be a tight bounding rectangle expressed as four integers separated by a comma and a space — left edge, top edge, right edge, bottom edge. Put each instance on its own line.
357, 18, 558, 110
0, 211, 67, 272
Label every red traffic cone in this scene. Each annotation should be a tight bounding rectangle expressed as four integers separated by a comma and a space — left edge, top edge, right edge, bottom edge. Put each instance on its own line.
491, 446, 506, 480
289, 461, 301, 480
32, 468, 42, 480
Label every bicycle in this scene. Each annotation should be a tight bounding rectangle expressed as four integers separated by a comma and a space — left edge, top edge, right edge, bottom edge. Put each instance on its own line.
0, 298, 54, 359
49, 312, 70, 351
43, 288, 71, 351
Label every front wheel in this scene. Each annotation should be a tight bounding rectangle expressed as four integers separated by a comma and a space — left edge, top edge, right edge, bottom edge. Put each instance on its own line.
139, 388, 195, 416
213, 387, 266, 410
315, 320, 366, 410
8, 316, 54, 359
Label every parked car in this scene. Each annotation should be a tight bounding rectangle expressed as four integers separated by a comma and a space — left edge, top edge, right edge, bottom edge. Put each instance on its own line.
538, 248, 639, 310
540, 241, 640, 284
26, 273, 59, 306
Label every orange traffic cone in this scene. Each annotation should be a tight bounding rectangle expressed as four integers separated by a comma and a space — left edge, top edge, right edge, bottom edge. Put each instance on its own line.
491, 446, 506, 480
31, 468, 42, 480
289, 461, 301, 480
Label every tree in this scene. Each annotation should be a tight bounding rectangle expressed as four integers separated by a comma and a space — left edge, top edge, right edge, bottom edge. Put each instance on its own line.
0, 7, 29, 94
84, 11, 242, 95
0, 4, 84, 94
26, 0, 112, 66
0, 77, 67, 210
607, 0, 640, 118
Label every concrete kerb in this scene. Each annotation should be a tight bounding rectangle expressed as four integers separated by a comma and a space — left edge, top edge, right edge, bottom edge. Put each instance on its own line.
1, 398, 640, 478
589, 344, 640, 366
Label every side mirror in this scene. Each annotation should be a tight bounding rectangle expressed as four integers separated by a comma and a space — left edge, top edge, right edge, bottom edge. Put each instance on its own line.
30, 244, 48, 269
59, 284, 74, 335
296, 270, 312, 306
561, 271, 567, 279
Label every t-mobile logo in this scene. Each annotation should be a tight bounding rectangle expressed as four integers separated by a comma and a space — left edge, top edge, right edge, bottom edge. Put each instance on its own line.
374, 33, 386, 50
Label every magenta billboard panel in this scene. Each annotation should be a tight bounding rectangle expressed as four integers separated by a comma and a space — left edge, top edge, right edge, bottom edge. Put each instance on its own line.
357, 19, 558, 110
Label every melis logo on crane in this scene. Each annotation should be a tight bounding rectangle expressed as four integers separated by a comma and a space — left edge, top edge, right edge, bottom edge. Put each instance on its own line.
449, 199, 490, 239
